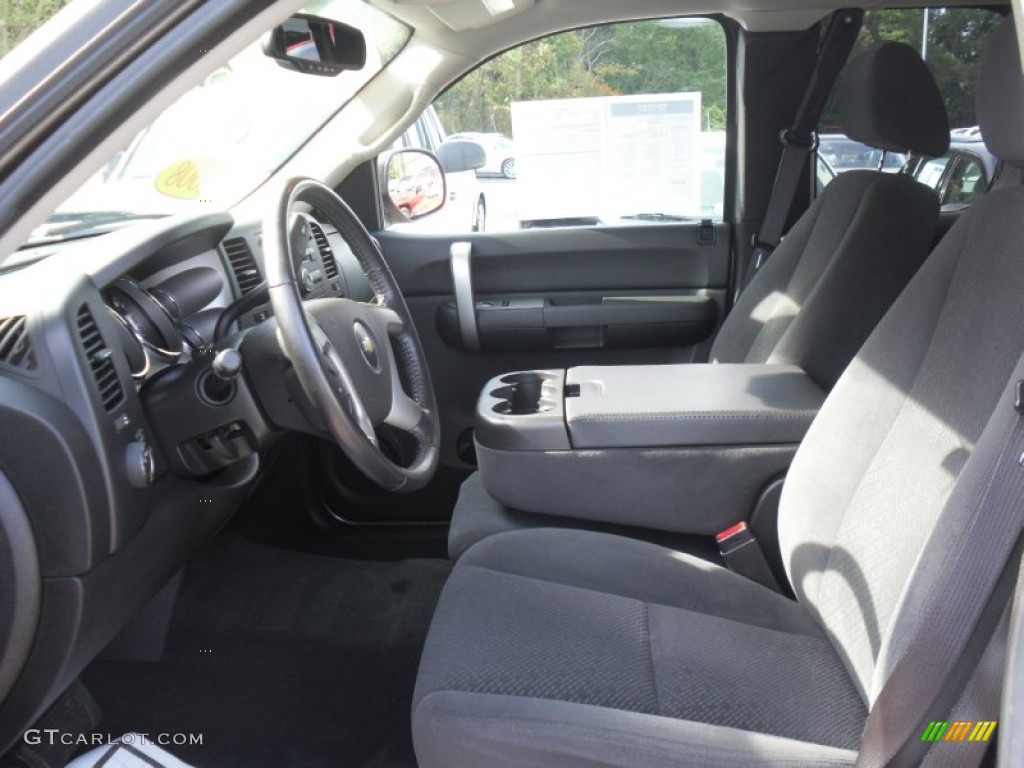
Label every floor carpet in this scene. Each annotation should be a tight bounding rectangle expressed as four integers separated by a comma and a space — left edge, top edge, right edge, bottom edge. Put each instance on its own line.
84, 535, 451, 767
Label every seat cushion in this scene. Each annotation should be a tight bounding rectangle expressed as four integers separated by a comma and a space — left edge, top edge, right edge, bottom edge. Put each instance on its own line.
414, 529, 866, 767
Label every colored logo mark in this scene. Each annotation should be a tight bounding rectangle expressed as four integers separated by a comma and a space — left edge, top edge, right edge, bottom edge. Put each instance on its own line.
155, 159, 201, 200
921, 721, 997, 743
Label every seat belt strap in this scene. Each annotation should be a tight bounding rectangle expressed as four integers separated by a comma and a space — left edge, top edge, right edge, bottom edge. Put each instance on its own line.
748, 9, 862, 278
855, 364, 1024, 768
920, 605, 1010, 768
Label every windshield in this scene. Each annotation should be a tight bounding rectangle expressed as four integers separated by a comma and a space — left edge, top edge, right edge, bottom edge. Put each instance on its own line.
25, 0, 409, 246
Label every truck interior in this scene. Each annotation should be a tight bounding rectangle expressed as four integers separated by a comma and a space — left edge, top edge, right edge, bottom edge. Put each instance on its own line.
0, 1, 1022, 767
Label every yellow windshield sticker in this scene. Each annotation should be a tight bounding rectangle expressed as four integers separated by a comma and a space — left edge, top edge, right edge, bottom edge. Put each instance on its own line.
155, 160, 201, 200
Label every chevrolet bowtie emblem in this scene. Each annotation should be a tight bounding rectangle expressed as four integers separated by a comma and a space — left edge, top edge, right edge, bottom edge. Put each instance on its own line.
353, 322, 381, 371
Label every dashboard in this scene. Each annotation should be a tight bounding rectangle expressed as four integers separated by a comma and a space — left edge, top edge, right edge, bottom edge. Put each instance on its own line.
0, 209, 373, 753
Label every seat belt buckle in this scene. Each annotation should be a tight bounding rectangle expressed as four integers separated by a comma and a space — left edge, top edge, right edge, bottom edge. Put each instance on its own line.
715, 522, 782, 592
749, 244, 772, 271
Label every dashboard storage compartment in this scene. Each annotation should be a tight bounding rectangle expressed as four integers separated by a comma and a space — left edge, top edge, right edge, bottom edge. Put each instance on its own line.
474, 363, 826, 535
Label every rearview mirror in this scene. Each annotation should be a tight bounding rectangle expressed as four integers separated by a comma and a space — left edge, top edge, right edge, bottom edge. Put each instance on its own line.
262, 14, 366, 76
382, 150, 447, 222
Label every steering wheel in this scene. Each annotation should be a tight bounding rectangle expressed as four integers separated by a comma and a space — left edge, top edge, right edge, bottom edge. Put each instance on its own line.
263, 178, 439, 492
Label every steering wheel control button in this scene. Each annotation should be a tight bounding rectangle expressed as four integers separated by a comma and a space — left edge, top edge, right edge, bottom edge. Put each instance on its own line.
353, 322, 381, 371
125, 439, 155, 489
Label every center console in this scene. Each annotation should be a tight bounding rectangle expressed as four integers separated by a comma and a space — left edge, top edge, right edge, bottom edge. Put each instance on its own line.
473, 363, 826, 535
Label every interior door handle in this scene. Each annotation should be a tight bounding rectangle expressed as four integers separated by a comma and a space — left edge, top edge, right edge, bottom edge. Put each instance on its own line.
449, 242, 479, 352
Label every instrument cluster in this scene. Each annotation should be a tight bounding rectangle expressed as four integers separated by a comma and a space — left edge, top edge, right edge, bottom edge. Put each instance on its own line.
105, 267, 224, 380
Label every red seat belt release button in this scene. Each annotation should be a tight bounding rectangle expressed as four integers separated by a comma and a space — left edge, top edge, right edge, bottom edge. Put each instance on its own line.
715, 522, 781, 593
716, 522, 749, 544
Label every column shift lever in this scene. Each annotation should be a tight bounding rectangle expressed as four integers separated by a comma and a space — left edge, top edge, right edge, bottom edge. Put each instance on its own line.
201, 349, 242, 404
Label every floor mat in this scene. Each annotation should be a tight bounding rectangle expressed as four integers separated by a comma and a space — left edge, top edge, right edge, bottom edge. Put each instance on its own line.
84, 536, 451, 768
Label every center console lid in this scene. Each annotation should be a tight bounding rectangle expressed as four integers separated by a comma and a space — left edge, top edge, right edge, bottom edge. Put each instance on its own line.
476, 363, 825, 452
565, 364, 825, 448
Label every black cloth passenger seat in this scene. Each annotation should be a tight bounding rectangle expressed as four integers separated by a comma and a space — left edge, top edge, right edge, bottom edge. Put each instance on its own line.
710, 41, 950, 391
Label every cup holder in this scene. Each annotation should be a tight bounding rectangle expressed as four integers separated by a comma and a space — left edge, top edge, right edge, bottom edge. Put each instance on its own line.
492, 399, 555, 415
500, 372, 555, 386
490, 371, 555, 415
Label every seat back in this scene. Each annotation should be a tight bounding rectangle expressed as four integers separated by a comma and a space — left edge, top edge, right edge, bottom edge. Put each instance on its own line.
712, 43, 950, 390
778, 18, 1024, 704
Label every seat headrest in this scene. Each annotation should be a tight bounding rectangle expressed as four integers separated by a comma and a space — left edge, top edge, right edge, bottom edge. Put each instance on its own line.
977, 17, 1024, 169
838, 42, 950, 158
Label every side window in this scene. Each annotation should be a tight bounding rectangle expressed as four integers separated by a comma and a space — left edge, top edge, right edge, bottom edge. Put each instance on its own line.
0, 2, 73, 58
421, 110, 445, 150
943, 155, 987, 206
402, 18, 727, 234
914, 156, 950, 189
389, 128, 413, 152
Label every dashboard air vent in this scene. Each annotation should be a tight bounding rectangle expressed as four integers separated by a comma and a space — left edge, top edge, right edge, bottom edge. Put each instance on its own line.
310, 222, 339, 281
0, 316, 36, 372
222, 237, 262, 295
76, 306, 124, 413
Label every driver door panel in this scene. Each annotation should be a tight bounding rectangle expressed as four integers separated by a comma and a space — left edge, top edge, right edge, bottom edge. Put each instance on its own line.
378, 223, 731, 469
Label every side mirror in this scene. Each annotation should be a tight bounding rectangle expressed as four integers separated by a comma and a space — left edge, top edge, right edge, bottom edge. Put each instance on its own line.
262, 14, 366, 76
381, 150, 447, 222
437, 139, 487, 174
